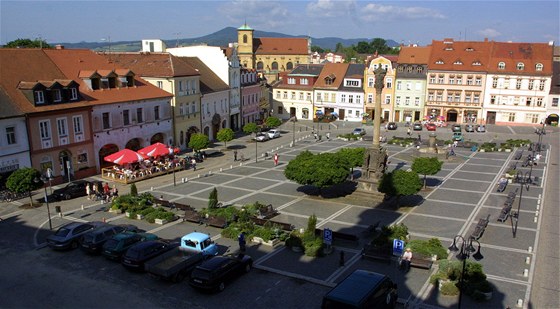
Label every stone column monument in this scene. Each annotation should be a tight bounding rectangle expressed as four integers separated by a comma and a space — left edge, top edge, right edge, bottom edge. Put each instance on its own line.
355, 67, 388, 201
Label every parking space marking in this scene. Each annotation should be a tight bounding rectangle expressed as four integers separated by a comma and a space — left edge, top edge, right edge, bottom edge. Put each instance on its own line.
433, 187, 486, 193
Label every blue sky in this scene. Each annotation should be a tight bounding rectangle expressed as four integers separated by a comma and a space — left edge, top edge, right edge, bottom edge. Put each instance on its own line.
1, 0, 558, 46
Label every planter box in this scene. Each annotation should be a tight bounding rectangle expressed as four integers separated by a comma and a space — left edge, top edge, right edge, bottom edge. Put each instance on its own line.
125, 212, 131, 218
154, 218, 168, 225
505, 149, 512, 152
136, 214, 144, 220
252, 236, 280, 247
109, 208, 123, 214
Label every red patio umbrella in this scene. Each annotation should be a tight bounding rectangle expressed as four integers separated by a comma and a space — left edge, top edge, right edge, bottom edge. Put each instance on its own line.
104, 149, 147, 165
138, 142, 175, 158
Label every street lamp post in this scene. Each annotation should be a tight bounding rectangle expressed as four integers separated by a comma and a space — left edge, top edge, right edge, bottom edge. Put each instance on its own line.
512, 171, 532, 238
35, 176, 52, 230
448, 235, 484, 309
291, 116, 296, 147
534, 122, 545, 156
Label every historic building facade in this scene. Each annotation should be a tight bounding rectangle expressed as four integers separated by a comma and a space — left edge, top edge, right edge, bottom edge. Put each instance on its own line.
394, 46, 431, 123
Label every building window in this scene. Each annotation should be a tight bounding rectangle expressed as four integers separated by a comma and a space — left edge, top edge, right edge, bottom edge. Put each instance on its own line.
102, 112, 111, 129
428, 92, 434, 101
348, 95, 353, 103
368, 78, 374, 87
386, 78, 392, 88
436, 93, 443, 101
271, 62, 278, 70
157, 81, 163, 89
405, 97, 410, 105
465, 93, 472, 103
70, 88, 78, 100
72, 116, 83, 134
449, 77, 455, 85
385, 95, 391, 104
276, 91, 281, 99
154, 106, 160, 120
39, 120, 51, 139
539, 80, 545, 91
528, 79, 534, 90
290, 92, 295, 100
57, 118, 68, 137
367, 94, 373, 104
438, 75, 444, 84
526, 97, 532, 106
492, 77, 498, 88
467, 77, 473, 85
300, 78, 308, 85
498, 62, 505, 69
52, 89, 62, 102
456, 76, 462, 85
517, 62, 525, 70
475, 77, 482, 85
396, 81, 402, 90
123, 110, 130, 125
536, 98, 543, 107
447, 94, 453, 102
299, 92, 304, 100
288, 78, 296, 84
306, 93, 311, 101
356, 96, 361, 105
341, 94, 346, 103
552, 98, 559, 107
414, 97, 420, 106
416, 66, 423, 73
35, 91, 45, 104
179, 81, 184, 92
526, 113, 539, 123
473, 94, 480, 103
282, 91, 287, 99
516, 79, 522, 89
507, 113, 515, 122
5, 126, 16, 145
345, 80, 359, 87
490, 95, 496, 104
277, 106, 283, 114
535, 63, 543, 71
316, 93, 322, 101
454, 93, 461, 102
406, 82, 411, 90
355, 110, 360, 117
136, 108, 143, 123
243, 34, 247, 44
395, 96, 401, 105
429, 75, 436, 84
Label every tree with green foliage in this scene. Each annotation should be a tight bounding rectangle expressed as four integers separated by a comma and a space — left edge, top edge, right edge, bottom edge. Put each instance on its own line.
311, 45, 325, 53
284, 150, 351, 193
216, 128, 234, 148
188, 133, 209, 151
208, 187, 218, 209
337, 148, 365, 178
6, 168, 43, 207
243, 122, 259, 135
265, 116, 282, 128
378, 169, 422, 207
411, 157, 443, 189
355, 41, 372, 54
130, 183, 138, 197
4, 38, 51, 49
335, 43, 344, 53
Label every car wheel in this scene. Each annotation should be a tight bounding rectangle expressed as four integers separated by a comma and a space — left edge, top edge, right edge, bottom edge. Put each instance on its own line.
244, 263, 252, 273
218, 282, 225, 292
64, 194, 71, 200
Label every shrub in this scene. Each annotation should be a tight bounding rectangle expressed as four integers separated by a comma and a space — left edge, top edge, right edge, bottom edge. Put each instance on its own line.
440, 281, 460, 296
304, 237, 324, 257
208, 187, 218, 209
144, 207, 174, 223
201, 205, 240, 222
130, 183, 138, 196
408, 238, 447, 260
285, 231, 303, 249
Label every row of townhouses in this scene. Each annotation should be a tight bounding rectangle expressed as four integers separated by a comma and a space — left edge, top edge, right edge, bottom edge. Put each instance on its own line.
271, 38, 560, 127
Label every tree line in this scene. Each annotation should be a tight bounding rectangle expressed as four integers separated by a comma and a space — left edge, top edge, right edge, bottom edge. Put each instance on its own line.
311, 38, 399, 63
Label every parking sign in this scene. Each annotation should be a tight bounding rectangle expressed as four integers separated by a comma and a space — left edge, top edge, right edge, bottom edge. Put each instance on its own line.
323, 228, 332, 245
393, 239, 405, 257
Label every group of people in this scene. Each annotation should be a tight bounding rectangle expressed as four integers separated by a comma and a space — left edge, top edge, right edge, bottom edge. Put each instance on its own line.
85, 182, 118, 203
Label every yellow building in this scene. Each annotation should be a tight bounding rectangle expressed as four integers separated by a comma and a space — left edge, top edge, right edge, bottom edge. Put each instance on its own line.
237, 23, 311, 82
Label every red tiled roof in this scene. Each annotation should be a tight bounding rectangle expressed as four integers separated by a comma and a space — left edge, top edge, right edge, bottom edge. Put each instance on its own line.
105, 52, 200, 78
254, 37, 308, 55
487, 42, 553, 75
397, 46, 432, 64
314, 63, 349, 89
428, 39, 493, 72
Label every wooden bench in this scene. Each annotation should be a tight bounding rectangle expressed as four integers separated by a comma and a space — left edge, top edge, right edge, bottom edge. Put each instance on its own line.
470, 215, 490, 240
497, 180, 508, 192
514, 150, 523, 160
498, 194, 516, 222
203, 216, 227, 228
410, 253, 434, 270
361, 245, 392, 263
257, 204, 279, 220
250, 217, 294, 231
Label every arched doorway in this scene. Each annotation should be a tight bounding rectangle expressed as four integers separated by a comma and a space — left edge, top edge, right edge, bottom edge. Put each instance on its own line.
546, 114, 558, 125
446, 110, 458, 122
58, 150, 72, 182
99, 144, 119, 169
150, 133, 164, 145
203, 126, 210, 137
211, 114, 221, 140
125, 138, 143, 151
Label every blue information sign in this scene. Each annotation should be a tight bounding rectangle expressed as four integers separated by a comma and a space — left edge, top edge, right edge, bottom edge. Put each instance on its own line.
393, 239, 405, 257
323, 228, 332, 245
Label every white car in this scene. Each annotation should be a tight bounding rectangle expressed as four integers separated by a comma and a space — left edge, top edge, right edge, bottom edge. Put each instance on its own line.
254, 133, 269, 142
267, 129, 281, 139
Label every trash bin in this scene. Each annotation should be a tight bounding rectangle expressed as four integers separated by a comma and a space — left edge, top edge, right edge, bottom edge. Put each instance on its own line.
55, 206, 61, 213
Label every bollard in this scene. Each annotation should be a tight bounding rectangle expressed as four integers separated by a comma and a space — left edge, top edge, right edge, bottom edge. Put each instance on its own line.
534, 217, 537, 223
536, 203, 540, 210
535, 210, 539, 216
198, 174, 200, 178
150, 187, 154, 191
525, 257, 530, 264
58, 212, 62, 217
517, 299, 523, 307
81, 205, 84, 210
528, 246, 532, 253
185, 178, 188, 182
220, 168, 223, 172
230, 165, 233, 169
523, 269, 528, 277
181, 178, 185, 183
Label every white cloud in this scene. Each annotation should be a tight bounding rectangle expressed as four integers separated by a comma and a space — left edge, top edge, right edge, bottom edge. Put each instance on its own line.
478, 28, 501, 38
306, 0, 356, 18
360, 3, 445, 22
218, 0, 290, 29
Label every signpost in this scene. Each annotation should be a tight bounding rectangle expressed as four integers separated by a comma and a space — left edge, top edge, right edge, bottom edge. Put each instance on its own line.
392, 239, 405, 257
323, 228, 332, 246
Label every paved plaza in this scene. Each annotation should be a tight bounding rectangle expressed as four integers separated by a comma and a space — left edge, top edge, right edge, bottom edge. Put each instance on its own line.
0, 121, 558, 309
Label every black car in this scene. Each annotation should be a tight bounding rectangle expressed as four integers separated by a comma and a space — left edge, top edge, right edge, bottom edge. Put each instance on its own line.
80, 224, 138, 254
412, 122, 423, 131
121, 240, 179, 271
102, 232, 158, 261
52, 180, 91, 201
47, 221, 104, 250
387, 122, 398, 130
189, 254, 253, 292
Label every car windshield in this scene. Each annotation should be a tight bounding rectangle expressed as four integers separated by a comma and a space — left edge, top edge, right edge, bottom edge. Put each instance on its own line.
192, 268, 212, 280
124, 248, 142, 260
104, 239, 119, 250
54, 228, 70, 237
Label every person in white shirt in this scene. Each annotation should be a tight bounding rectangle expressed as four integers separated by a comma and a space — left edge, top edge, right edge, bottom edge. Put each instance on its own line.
402, 247, 413, 271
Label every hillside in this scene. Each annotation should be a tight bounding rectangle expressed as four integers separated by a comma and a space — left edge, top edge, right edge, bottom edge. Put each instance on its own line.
56, 27, 399, 52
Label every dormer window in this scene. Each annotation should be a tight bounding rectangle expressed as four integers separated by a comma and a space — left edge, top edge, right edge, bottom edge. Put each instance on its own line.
535, 63, 543, 71
91, 77, 101, 90
465, 47, 474, 51
70, 88, 78, 100
453, 60, 463, 65
287, 78, 296, 85
52, 89, 62, 102
517, 62, 525, 70
445, 47, 454, 51
498, 62, 505, 69
35, 90, 45, 104
472, 61, 482, 66
435, 60, 444, 65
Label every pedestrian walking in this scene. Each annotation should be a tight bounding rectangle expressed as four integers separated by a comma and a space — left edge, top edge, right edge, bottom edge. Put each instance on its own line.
326, 132, 330, 140
238, 232, 246, 253
240, 153, 245, 162
234, 150, 238, 161
85, 183, 91, 200
417, 134, 422, 142
339, 250, 345, 267
111, 185, 119, 200
191, 158, 197, 171
103, 182, 110, 203
407, 128, 411, 136
273, 153, 279, 166
92, 182, 98, 200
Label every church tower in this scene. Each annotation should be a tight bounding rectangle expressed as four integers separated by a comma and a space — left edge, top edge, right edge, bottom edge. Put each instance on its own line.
237, 23, 254, 69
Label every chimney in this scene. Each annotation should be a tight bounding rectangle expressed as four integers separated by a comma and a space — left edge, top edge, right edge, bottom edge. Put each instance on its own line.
55, 45, 65, 50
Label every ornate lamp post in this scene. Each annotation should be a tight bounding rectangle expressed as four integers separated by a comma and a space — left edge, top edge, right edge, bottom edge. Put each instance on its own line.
534, 122, 545, 156
511, 171, 532, 238
448, 235, 484, 309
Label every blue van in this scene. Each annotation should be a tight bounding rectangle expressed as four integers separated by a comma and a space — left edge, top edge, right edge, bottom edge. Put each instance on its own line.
322, 270, 398, 308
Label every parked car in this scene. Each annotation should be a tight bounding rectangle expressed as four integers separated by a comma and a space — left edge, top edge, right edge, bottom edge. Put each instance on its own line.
80, 224, 138, 254
452, 132, 464, 142
189, 254, 253, 292
426, 123, 437, 131
476, 125, 486, 133
102, 232, 158, 261
322, 269, 398, 309
51, 180, 91, 201
267, 129, 281, 139
352, 128, 366, 136
47, 221, 103, 250
386, 122, 397, 130
465, 124, 475, 132
122, 239, 179, 271
412, 122, 423, 131
253, 133, 269, 142
451, 124, 462, 132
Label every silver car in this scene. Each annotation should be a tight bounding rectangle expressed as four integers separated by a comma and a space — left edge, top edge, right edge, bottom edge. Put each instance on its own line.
267, 129, 281, 139
47, 221, 104, 250
476, 125, 486, 133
